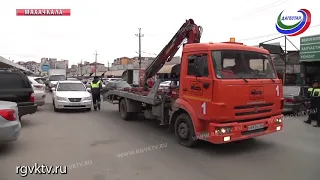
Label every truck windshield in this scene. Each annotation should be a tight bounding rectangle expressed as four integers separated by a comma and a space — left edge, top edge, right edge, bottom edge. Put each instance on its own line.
212, 50, 277, 79
49, 75, 65, 81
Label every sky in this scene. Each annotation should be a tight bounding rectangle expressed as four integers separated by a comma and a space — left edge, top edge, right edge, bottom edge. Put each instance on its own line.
0, 0, 319, 67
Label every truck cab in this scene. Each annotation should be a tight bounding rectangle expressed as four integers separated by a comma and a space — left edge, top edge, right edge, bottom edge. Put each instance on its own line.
174, 39, 284, 144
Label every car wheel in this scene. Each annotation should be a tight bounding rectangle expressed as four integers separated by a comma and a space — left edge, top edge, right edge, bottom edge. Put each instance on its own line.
53, 100, 59, 112
174, 113, 198, 147
86, 108, 91, 111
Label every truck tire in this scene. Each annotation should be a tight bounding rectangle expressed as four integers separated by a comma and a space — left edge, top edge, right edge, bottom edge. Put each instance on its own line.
174, 113, 198, 147
119, 99, 130, 121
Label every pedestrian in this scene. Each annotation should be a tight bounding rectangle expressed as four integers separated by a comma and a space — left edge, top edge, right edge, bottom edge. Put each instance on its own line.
304, 80, 320, 127
90, 76, 102, 111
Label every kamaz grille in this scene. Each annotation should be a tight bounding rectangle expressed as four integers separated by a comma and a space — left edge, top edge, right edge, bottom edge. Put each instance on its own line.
68, 98, 82, 102
234, 103, 273, 116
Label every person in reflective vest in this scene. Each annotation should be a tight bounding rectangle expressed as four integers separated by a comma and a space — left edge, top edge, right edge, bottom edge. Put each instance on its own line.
90, 76, 102, 111
304, 80, 320, 127
307, 80, 319, 98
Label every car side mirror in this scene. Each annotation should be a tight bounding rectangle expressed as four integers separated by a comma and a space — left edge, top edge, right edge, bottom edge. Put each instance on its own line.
51, 87, 55, 91
86, 88, 91, 92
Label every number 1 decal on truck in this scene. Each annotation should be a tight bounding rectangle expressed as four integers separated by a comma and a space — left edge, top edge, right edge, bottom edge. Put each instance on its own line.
201, 102, 206, 114
276, 85, 279, 97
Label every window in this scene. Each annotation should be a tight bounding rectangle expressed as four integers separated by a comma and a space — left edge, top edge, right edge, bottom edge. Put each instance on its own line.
57, 83, 86, 91
283, 86, 300, 96
106, 82, 116, 89
187, 54, 209, 77
0, 73, 28, 89
212, 50, 276, 79
34, 78, 44, 84
116, 82, 131, 88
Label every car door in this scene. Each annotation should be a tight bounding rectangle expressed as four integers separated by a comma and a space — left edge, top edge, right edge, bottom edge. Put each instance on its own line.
181, 53, 213, 120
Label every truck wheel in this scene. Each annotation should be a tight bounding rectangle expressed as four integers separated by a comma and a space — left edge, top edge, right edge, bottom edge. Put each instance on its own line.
119, 99, 130, 120
174, 113, 197, 147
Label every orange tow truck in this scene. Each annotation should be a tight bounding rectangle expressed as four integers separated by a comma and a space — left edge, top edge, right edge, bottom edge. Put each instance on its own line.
104, 19, 283, 147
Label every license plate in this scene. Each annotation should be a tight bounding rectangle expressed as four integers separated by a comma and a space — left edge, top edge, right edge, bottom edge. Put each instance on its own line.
71, 103, 81, 106
248, 123, 264, 131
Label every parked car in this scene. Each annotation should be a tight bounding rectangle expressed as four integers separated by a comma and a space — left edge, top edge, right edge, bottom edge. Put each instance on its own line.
159, 81, 172, 89
105, 78, 122, 83
28, 76, 46, 106
283, 85, 310, 113
0, 101, 21, 143
51, 81, 92, 112
0, 69, 37, 120
104, 81, 131, 93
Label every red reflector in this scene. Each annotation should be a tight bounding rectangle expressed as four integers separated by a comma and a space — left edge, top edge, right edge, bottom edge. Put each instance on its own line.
284, 99, 294, 103
30, 93, 35, 102
0, 109, 16, 121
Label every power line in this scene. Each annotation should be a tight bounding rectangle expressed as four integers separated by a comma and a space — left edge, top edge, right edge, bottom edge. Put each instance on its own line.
145, 2, 289, 37
238, 24, 320, 42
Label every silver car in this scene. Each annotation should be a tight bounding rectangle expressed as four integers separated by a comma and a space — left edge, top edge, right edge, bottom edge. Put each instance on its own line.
28, 76, 46, 106
0, 101, 21, 143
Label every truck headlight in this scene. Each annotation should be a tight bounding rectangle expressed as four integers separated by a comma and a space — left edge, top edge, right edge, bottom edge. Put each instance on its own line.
56, 96, 67, 101
83, 96, 91, 101
215, 127, 232, 135
275, 118, 282, 124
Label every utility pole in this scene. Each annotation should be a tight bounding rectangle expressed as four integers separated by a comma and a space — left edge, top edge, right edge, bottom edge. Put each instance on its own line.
284, 36, 287, 85
107, 62, 110, 71
80, 59, 83, 80
135, 28, 144, 79
94, 50, 98, 76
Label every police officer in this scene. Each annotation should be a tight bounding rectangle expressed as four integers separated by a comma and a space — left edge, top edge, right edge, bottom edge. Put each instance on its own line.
304, 80, 320, 127
90, 76, 102, 111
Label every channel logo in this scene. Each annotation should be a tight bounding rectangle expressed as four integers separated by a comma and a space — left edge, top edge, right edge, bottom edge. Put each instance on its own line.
275, 9, 311, 36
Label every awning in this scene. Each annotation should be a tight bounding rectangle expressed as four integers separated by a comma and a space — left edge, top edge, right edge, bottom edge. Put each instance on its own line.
158, 64, 177, 73
106, 70, 125, 76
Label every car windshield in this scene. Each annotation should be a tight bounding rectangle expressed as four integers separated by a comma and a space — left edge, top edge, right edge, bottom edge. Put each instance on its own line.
57, 83, 86, 91
49, 75, 65, 81
212, 50, 277, 79
283, 86, 300, 96
117, 82, 131, 88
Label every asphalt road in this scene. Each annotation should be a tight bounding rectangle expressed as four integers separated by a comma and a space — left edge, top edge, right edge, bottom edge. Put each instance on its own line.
0, 94, 319, 180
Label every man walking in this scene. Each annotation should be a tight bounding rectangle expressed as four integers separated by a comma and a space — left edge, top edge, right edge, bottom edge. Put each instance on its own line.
304, 80, 320, 127
90, 76, 102, 111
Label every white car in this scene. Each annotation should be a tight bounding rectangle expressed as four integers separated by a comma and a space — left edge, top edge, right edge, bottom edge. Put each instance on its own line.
51, 81, 92, 112
159, 81, 172, 89
28, 76, 46, 106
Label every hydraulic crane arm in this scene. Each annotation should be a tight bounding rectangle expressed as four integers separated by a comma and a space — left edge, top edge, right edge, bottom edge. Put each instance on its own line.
143, 19, 202, 82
